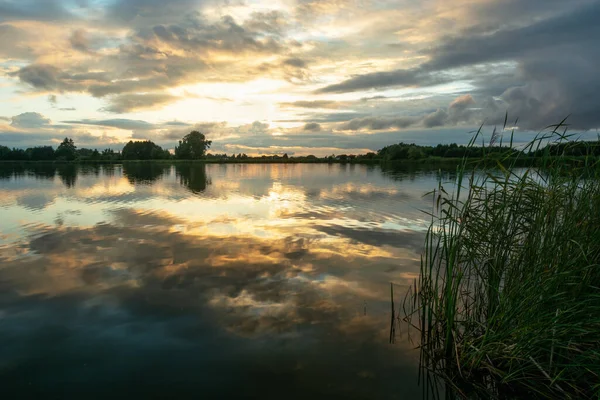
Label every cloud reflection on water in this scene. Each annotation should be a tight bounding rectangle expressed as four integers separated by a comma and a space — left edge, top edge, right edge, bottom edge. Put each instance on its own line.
0, 163, 449, 398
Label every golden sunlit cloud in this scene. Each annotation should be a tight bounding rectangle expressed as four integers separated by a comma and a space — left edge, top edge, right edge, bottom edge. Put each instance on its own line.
0, 0, 597, 153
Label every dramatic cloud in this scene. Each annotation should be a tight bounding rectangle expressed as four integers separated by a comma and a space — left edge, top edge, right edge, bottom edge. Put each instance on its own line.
11, 112, 51, 128
0, 166, 425, 396
283, 58, 307, 68
449, 95, 475, 112
422, 109, 449, 128
338, 117, 418, 131
424, 2, 600, 72
316, 1, 600, 130
69, 29, 89, 52
64, 119, 156, 130
5, 7, 308, 117
317, 69, 451, 94
303, 122, 321, 131
0, 0, 73, 22
104, 0, 209, 26
146, 13, 288, 54
102, 94, 180, 113
1, 0, 599, 151
280, 100, 345, 109
334, 95, 478, 131
12, 64, 62, 90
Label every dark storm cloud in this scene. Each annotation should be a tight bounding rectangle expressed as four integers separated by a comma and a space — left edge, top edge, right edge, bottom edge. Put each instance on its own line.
316, 3, 600, 129
336, 95, 477, 130
423, 2, 600, 72
465, 0, 596, 32
317, 69, 451, 94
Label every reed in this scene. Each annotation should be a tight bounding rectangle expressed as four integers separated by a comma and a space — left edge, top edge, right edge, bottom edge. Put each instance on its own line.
403, 120, 600, 399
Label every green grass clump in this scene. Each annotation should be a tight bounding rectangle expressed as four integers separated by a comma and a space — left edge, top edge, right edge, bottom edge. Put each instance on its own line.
404, 121, 600, 399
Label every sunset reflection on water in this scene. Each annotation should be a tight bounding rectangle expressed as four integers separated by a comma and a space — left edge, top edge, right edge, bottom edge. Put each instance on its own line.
0, 163, 451, 398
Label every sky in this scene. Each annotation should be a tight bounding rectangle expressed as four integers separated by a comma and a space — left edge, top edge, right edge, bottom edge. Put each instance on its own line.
1, 0, 599, 156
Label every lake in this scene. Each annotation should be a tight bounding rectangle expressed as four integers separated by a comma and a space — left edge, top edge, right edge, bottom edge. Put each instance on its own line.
0, 162, 453, 399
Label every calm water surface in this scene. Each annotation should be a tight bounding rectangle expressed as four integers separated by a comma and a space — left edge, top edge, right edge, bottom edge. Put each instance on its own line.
0, 163, 451, 399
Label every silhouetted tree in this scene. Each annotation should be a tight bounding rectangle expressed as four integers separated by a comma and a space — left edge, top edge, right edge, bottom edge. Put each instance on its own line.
55, 138, 77, 160
0, 146, 28, 160
27, 146, 55, 161
4, 148, 28, 160
76, 147, 101, 160
175, 131, 212, 159
0, 145, 10, 160
122, 140, 170, 160
407, 146, 425, 160
101, 148, 121, 161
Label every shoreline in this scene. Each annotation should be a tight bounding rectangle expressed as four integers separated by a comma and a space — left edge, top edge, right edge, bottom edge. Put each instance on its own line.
0, 155, 596, 166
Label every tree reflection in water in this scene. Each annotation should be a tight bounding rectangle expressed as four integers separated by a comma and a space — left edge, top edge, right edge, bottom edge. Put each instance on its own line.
175, 163, 210, 193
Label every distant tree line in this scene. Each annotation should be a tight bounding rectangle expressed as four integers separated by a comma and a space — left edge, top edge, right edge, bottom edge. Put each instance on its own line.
2, 130, 599, 162
375, 142, 521, 161
0, 131, 211, 162
528, 140, 600, 157
375, 140, 600, 161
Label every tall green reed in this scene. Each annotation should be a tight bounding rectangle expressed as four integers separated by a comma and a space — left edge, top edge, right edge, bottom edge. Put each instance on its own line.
403, 120, 600, 399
